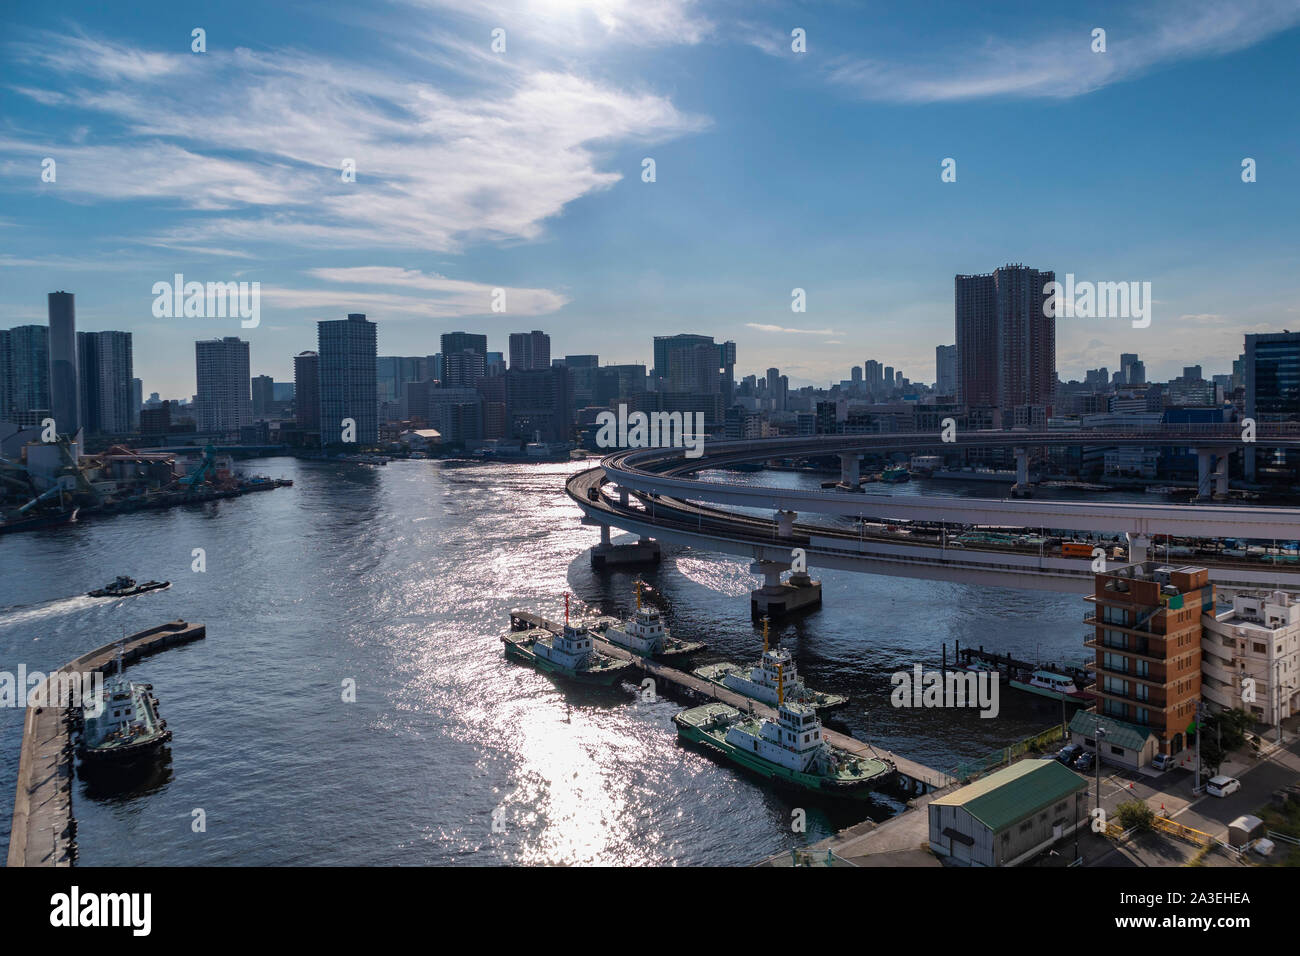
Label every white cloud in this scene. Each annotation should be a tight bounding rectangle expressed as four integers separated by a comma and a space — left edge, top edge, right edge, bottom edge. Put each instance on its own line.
746, 322, 840, 335
5, 34, 708, 255
823, 0, 1300, 102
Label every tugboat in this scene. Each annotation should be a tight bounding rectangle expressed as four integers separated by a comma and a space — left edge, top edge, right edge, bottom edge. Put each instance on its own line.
79, 644, 172, 768
502, 595, 634, 686
87, 576, 170, 599
600, 581, 706, 659
674, 664, 894, 800
882, 464, 910, 483
693, 617, 847, 711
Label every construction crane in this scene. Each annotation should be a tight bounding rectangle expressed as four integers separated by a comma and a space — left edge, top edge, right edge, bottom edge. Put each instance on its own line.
179, 444, 218, 495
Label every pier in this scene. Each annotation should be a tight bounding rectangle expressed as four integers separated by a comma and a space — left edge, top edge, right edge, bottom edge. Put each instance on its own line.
6, 619, 205, 868
509, 610, 951, 795
945, 640, 1093, 688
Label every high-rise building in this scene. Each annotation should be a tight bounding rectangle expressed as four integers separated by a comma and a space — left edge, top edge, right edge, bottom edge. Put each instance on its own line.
130, 378, 142, 429
864, 360, 882, 394
294, 351, 320, 431
77, 330, 134, 434
251, 374, 276, 418
2, 325, 50, 420
653, 333, 713, 383
506, 367, 572, 443
318, 313, 377, 446
195, 337, 252, 434
955, 264, 1056, 414
1085, 562, 1210, 757
440, 332, 487, 363
935, 344, 957, 395
443, 349, 487, 388
47, 291, 79, 435
509, 330, 551, 370
1244, 331, 1300, 480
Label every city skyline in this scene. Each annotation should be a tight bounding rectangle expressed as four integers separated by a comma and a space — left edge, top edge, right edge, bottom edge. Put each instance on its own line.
3, 1, 1300, 396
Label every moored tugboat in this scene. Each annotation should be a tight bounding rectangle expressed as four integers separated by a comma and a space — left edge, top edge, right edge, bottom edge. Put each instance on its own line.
79, 644, 172, 768
600, 581, 706, 659
502, 595, 634, 686
87, 576, 170, 598
693, 617, 847, 712
674, 664, 893, 800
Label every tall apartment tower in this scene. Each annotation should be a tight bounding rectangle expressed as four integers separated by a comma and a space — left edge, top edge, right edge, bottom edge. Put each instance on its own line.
47, 291, 80, 435
508, 330, 551, 370
3, 325, 50, 421
294, 351, 320, 430
77, 330, 134, 434
440, 332, 487, 363
195, 337, 252, 434
955, 264, 1056, 415
318, 313, 377, 446
1085, 562, 1210, 757
935, 344, 957, 395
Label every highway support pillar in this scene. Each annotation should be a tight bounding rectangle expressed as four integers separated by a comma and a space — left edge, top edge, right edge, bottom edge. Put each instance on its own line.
749, 558, 821, 618
775, 509, 797, 538
1011, 447, 1034, 498
838, 453, 861, 491
1125, 532, 1150, 564
585, 517, 661, 569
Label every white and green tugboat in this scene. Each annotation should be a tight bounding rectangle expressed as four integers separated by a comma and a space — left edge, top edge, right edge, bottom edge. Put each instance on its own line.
600, 581, 706, 660
79, 643, 171, 767
694, 617, 847, 712
502, 595, 634, 686
674, 666, 893, 800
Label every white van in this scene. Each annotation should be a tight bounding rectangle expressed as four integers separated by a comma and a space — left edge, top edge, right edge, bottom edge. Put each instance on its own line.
1206, 775, 1241, 798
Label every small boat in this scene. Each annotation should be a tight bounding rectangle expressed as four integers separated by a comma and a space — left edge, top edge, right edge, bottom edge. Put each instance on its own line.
881, 465, 910, 483
1009, 668, 1092, 703
694, 617, 847, 711
674, 665, 893, 801
502, 594, 634, 686
600, 581, 706, 659
87, 576, 170, 599
79, 643, 172, 767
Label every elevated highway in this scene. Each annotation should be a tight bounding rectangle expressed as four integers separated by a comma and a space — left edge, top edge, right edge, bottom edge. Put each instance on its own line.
567, 429, 1300, 595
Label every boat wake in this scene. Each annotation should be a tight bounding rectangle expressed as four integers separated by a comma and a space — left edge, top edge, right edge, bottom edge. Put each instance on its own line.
0, 594, 101, 629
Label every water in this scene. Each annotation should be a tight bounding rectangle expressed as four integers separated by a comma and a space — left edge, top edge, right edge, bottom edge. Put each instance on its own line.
1, 458, 1091, 865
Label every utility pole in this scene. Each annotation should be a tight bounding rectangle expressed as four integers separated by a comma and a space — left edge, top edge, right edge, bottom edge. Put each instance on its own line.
1095, 726, 1107, 812
1194, 700, 1204, 794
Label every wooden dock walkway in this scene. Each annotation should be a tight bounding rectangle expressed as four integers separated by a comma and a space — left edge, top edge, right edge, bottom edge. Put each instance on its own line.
6, 620, 206, 868
509, 610, 952, 793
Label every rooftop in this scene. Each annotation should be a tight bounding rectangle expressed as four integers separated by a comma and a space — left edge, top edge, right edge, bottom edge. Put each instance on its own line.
931, 759, 1086, 832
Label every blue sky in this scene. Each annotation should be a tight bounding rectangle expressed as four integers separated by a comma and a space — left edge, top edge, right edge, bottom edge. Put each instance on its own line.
2, 0, 1299, 398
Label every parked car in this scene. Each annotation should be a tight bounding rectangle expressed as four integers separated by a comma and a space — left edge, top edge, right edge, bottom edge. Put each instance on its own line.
1056, 744, 1082, 764
1073, 752, 1096, 772
1249, 838, 1276, 857
1151, 753, 1176, 772
1207, 775, 1241, 797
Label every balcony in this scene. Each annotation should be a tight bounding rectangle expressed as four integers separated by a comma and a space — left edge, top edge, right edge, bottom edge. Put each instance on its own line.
1091, 684, 1168, 709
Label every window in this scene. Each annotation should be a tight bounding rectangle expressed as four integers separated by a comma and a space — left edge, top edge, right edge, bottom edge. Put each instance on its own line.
1110, 745, 1124, 756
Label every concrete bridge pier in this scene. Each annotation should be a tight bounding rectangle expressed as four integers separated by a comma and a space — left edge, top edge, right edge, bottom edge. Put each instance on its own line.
586, 516, 662, 569
775, 509, 797, 537
838, 453, 862, 491
1011, 447, 1034, 498
1193, 448, 1232, 500
1126, 532, 1150, 564
749, 558, 822, 618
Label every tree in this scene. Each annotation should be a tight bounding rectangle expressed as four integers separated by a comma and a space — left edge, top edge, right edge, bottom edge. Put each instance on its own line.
1115, 799, 1155, 832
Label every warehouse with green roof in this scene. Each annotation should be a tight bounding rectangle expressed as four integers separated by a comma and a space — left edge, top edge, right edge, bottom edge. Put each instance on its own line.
928, 759, 1089, 866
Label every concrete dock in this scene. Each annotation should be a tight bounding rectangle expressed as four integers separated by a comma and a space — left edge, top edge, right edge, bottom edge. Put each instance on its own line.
509, 610, 951, 795
6, 619, 206, 868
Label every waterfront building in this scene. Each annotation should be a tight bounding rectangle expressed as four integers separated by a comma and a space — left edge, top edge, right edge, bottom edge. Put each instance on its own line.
77, 330, 134, 434
318, 313, 378, 446
194, 336, 252, 435
1202, 589, 1300, 728
294, 351, 320, 431
505, 366, 572, 443
1084, 562, 1210, 757
47, 291, 80, 435
1, 325, 50, 421
935, 344, 957, 395
928, 760, 1087, 867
